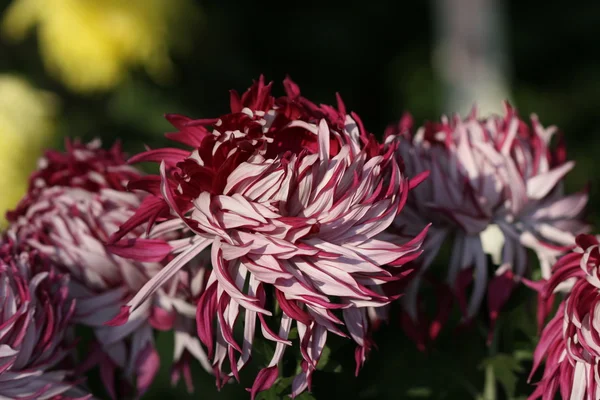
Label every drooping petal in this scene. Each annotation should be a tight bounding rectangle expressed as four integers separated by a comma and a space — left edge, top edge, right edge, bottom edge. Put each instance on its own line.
107, 239, 172, 263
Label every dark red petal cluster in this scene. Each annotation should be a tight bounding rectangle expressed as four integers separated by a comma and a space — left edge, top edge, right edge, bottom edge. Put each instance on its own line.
111, 76, 380, 243
530, 234, 600, 399
0, 242, 88, 399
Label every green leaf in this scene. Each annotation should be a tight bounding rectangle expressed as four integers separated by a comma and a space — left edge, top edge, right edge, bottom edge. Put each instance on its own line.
480, 353, 524, 399
315, 345, 343, 373
316, 345, 331, 370
294, 392, 317, 400
255, 377, 293, 400
405, 387, 433, 398
288, 327, 299, 340
252, 337, 275, 368
513, 349, 533, 362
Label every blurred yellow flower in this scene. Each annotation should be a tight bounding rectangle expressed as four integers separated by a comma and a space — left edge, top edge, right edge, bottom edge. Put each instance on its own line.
0, 75, 56, 228
1, 0, 199, 93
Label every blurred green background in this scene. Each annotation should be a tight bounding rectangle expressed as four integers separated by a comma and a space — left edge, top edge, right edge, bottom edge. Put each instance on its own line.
1, 0, 598, 398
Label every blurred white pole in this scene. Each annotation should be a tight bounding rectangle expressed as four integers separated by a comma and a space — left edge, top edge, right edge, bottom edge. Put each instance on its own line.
433, 0, 511, 117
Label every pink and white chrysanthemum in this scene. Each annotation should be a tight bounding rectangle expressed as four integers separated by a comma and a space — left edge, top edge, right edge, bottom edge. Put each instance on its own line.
386, 104, 588, 343
7, 138, 139, 220
108, 77, 428, 397
6, 140, 209, 398
0, 243, 89, 399
529, 234, 600, 399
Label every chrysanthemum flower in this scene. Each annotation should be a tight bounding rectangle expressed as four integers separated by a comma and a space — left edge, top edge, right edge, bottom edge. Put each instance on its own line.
529, 234, 600, 399
387, 104, 588, 343
0, 243, 89, 399
0, 75, 56, 228
107, 77, 428, 397
6, 140, 208, 398
1, 0, 200, 92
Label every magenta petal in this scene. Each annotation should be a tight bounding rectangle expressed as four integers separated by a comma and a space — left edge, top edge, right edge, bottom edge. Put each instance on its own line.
136, 344, 161, 395
248, 366, 279, 400
486, 271, 516, 344
99, 358, 117, 400
354, 346, 365, 376
149, 306, 176, 331
128, 147, 190, 166
275, 290, 311, 325
109, 196, 168, 242
400, 310, 427, 352
529, 311, 563, 381
576, 233, 599, 249
171, 358, 195, 393
283, 76, 301, 99
164, 114, 214, 147
104, 305, 131, 327
521, 277, 546, 293
408, 170, 430, 189
229, 346, 240, 382
128, 175, 162, 195
429, 282, 454, 341
107, 238, 172, 262
196, 283, 218, 359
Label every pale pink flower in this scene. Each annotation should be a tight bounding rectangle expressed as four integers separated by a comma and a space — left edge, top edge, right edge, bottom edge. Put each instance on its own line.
6, 139, 208, 398
0, 243, 89, 399
387, 104, 588, 343
530, 234, 600, 399
108, 77, 428, 397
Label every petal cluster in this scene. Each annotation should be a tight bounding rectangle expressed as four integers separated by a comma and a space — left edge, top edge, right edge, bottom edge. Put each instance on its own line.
6, 140, 206, 397
7, 138, 139, 219
387, 104, 588, 343
530, 234, 600, 399
0, 243, 87, 399
109, 77, 427, 397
